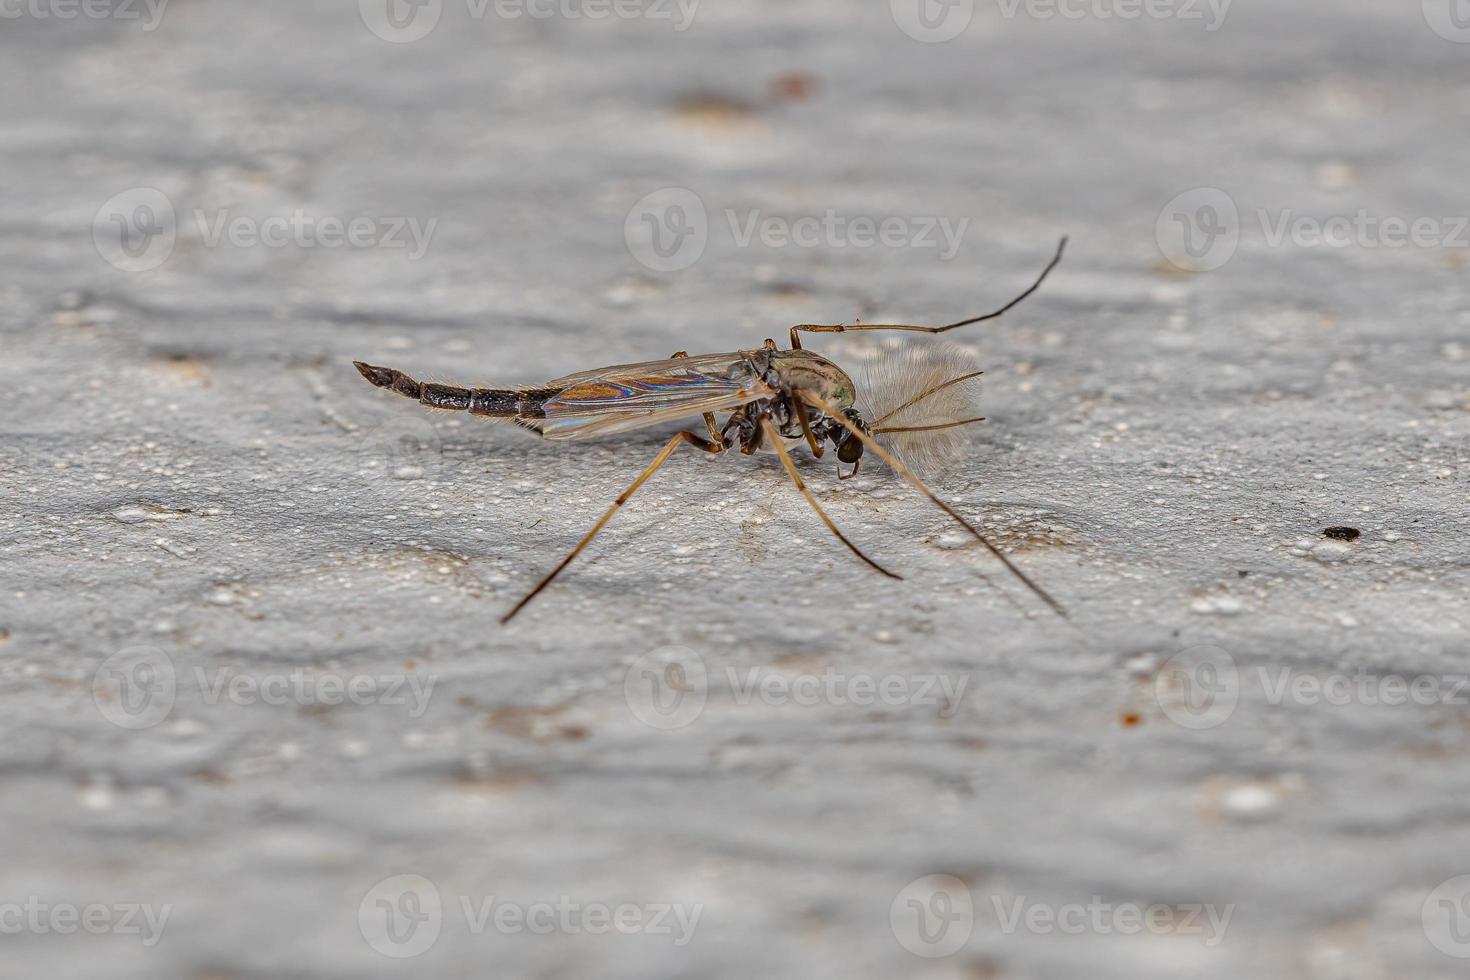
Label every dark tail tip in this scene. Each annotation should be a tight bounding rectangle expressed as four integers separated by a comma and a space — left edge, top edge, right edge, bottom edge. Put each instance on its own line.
354, 360, 422, 400
354, 360, 393, 388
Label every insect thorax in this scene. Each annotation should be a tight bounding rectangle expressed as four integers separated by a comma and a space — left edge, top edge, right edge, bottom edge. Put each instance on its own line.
765, 349, 857, 410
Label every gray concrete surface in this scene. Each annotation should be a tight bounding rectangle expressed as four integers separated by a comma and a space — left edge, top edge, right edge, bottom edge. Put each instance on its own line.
2, 1, 1468, 977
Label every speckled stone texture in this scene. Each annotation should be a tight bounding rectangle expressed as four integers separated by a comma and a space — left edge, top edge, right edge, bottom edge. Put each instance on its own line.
2, 1, 1468, 978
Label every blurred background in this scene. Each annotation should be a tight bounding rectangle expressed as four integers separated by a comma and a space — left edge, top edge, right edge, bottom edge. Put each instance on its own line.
1, 1, 1468, 977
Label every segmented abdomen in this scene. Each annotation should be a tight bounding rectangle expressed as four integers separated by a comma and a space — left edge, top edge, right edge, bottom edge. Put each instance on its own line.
353, 361, 558, 420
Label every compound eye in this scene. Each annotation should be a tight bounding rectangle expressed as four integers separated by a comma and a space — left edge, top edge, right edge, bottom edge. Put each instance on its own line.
837, 436, 863, 464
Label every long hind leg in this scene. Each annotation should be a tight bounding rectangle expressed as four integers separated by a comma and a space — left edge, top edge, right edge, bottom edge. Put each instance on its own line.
759, 419, 899, 580
799, 392, 1068, 621
501, 430, 724, 623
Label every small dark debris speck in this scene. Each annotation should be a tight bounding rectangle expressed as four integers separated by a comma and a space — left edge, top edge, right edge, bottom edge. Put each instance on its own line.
769, 71, 819, 103
1323, 527, 1361, 541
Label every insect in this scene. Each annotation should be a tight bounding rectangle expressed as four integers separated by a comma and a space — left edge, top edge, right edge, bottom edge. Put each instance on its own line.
355, 238, 1068, 623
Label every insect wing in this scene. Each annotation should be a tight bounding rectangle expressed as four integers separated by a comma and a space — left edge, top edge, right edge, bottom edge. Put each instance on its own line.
543, 351, 755, 389
538, 352, 771, 441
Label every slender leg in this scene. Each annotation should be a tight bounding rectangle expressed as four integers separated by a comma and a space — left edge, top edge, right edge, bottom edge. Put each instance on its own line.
789, 395, 823, 458
501, 431, 723, 623
837, 459, 861, 481
759, 419, 901, 580
788, 237, 1066, 349
800, 392, 1068, 620
671, 350, 723, 443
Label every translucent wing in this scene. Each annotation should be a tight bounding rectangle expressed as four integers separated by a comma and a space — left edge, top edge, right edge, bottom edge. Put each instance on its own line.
537, 351, 772, 441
